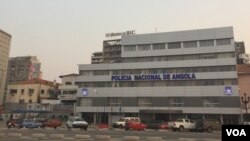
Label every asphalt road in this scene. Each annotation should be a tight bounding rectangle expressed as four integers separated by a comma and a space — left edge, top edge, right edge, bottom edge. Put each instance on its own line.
0, 121, 221, 141
0, 128, 221, 141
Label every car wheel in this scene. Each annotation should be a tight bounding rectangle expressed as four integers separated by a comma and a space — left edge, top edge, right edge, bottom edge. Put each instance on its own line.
207, 127, 213, 133
119, 124, 123, 128
67, 124, 71, 130
179, 126, 184, 132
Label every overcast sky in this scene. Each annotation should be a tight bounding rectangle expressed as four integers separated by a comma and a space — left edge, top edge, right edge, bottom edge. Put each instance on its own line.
1, 0, 250, 82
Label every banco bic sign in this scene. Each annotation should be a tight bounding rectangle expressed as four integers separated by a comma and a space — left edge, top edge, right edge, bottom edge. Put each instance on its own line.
226, 129, 246, 136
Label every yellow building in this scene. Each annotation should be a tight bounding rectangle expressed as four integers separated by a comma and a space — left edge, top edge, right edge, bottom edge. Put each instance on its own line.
5, 78, 59, 112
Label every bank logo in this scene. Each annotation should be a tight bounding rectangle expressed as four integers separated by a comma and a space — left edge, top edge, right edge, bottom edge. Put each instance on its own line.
224, 86, 233, 96
82, 88, 88, 96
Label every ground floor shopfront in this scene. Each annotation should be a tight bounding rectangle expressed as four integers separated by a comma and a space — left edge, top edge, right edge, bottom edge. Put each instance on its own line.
80, 111, 242, 125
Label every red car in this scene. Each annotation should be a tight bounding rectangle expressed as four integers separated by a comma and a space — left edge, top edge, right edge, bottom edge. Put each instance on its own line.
6, 118, 23, 128
146, 120, 168, 130
124, 121, 147, 131
42, 119, 62, 129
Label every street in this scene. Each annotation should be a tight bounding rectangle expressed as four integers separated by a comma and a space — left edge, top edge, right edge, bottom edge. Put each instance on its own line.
0, 123, 221, 141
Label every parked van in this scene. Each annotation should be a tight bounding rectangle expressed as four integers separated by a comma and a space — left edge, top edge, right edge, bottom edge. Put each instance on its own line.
112, 117, 140, 128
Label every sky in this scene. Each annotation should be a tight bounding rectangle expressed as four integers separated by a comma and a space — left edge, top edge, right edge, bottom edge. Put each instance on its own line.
1, 0, 250, 82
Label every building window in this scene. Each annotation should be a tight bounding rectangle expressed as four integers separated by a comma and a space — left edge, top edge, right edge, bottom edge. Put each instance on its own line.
21, 89, 25, 94
80, 71, 91, 76
152, 43, 165, 50
29, 89, 34, 94
80, 98, 92, 106
19, 99, 25, 104
62, 90, 77, 94
169, 97, 184, 107
124, 45, 136, 51
41, 89, 45, 94
203, 97, 219, 107
138, 97, 152, 107
29, 99, 32, 103
93, 70, 110, 75
108, 97, 121, 106
216, 38, 231, 46
10, 89, 17, 94
138, 44, 151, 51
168, 42, 181, 49
199, 40, 214, 47
183, 41, 197, 48
65, 82, 72, 85
217, 52, 235, 58
200, 54, 216, 59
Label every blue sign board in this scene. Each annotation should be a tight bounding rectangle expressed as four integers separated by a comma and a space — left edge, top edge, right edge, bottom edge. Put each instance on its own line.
82, 88, 89, 96
111, 73, 196, 81
224, 86, 233, 96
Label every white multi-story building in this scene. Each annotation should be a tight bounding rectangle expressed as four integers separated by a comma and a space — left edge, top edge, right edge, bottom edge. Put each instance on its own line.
76, 27, 241, 125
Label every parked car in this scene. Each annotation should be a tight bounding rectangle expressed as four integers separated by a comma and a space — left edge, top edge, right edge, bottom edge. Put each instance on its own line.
42, 119, 62, 129
112, 117, 140, 128
6, 118, 23, 128
243, 121, 250, 125
194, 119, 221, 133
168, 118, 196, 132
66, 116, 88, 130
124, 121, 147, 131
20, 119, 43, 128
146, 120, 168, 130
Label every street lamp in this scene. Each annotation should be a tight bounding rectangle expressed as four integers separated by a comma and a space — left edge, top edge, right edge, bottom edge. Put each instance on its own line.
241, 92, 250, 122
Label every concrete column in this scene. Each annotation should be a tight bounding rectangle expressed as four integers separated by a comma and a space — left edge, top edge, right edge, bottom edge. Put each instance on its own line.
94, 113, 97, 125
220, 114, 223, 124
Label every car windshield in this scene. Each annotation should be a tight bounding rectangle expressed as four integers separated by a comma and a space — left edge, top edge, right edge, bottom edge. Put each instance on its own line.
74, 118, 84, 121
119, 118, 125, 122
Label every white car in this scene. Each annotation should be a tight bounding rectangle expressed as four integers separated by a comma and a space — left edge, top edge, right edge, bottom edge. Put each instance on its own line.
66, 116, 88, 130
168, 118, 196, 132
112, 117, 140, 128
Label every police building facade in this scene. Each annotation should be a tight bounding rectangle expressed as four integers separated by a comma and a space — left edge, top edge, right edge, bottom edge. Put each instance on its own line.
76, 27, 241, 125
